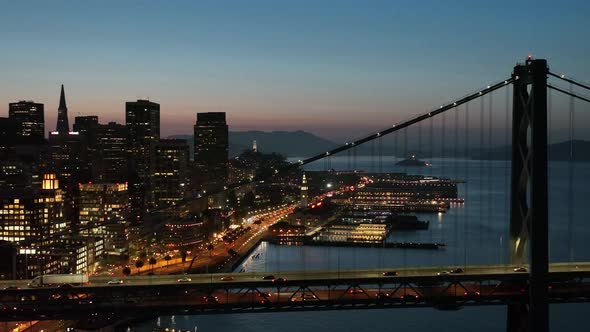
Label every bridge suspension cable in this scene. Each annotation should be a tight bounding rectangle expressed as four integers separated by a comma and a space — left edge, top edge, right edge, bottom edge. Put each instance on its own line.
548, 71, 590, 91
547, 84, 590, 103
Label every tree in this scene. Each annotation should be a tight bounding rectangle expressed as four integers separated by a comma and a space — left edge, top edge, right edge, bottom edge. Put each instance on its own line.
181, 250, 188, 263
149, 257, 157, 274
135, 260, 144, 274
207, 243, 214, 257
139, 251, 147, 261
164, 254, 172, 267
122, 266, 131, 277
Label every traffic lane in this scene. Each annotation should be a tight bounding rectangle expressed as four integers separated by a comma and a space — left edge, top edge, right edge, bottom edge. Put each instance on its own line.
3, 262, 590, 289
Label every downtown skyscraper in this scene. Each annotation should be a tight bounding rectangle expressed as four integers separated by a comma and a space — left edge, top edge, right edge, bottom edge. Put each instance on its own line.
8, 100, 45, 140
193, 112, 228, 205
150, 139, 189, 210
125, 99, 160, 222
55, 84, 69, 134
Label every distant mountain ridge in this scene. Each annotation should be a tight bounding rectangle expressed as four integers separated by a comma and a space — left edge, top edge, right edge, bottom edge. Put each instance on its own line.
168, 130, 339, 158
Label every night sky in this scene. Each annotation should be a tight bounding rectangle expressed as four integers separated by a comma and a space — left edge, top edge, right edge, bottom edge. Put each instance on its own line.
1, 0, 589, 141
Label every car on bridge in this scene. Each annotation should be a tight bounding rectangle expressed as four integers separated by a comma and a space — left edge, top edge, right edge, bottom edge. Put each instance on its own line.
220, 276, 234, 281
514, 267, 527, 273
376, 292, 390, 299
437, 271, 450, 276
272, 277, 287, 284
177, 277, 192, 283
262, 275, 275, 280
202, 295, 218, 303
450, 268, 464, 273
463, 290, 481, 297
2, 286, 20, 290
107, 279, 124, 285
400, 294, 420, 302
256, 291, 271, 298
291, 293, 317, 302
382, 271, 398, 276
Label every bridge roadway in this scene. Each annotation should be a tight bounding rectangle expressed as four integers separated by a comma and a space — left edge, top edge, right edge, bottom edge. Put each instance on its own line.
1, 263, 590, 321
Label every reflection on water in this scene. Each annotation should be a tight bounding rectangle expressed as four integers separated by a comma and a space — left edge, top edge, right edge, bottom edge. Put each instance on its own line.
132, 158, 590, 332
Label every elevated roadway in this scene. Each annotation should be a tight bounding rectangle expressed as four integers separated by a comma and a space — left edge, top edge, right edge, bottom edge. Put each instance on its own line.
1, 262, 589, 321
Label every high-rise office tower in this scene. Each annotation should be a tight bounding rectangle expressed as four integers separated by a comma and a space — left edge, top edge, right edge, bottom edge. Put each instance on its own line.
94, 122, 128, 183
125, 99, 160, 222
193, 112, 228, 193
73, 116, 99, 179
73, 116, 99, 147
150, 139, 189, 210
0, 117, 17, 154
0, 174, 65, 244
49, 86, 89, 228
79, 182, 129, 252
8, 101, 45, 139
55, 85, 69, 134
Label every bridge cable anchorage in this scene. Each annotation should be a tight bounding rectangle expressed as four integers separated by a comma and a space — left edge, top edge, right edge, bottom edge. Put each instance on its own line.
548, 71, 590, 91
547, 84, 590, 103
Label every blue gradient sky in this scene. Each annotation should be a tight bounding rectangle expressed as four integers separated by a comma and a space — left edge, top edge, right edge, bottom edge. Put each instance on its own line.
1, 0, 589, 140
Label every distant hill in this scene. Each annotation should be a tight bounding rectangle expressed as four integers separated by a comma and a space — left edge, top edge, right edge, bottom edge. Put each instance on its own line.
168, 130, 339, 158
471, 140, 590, 161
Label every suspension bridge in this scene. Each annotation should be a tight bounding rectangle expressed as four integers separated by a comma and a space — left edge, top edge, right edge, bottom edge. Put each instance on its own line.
2, 58, 590, 332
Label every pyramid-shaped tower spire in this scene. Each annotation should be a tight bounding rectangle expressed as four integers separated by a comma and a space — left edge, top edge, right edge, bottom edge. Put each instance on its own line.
56, 84, 69, 133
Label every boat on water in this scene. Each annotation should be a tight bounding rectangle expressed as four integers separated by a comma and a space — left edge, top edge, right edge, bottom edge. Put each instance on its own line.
395, 154, 431, 167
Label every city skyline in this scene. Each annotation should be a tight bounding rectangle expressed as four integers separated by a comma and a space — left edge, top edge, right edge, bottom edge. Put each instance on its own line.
2, 1, 589, 141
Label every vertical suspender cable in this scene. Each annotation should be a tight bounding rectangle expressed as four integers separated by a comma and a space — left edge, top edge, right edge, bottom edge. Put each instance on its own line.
442, 112, 446, 177
378, 137, 383, 173
453, 106, 459, 266
370, 140, 375, 173
568, 83, 575, 263
404, 127, 409, 174
464, 102, 470, 268
504, 85, 511, 263
418, 121, 423, 156
488, 92, 493, 238
429, 116, 434, 176
353, 145, 357, 172
394, 132, 399, 171
347, 148, 352, 171
479, 95, 484, 243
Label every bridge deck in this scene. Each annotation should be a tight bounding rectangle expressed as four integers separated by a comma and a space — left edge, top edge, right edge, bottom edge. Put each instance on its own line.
1, 263, 589, 321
